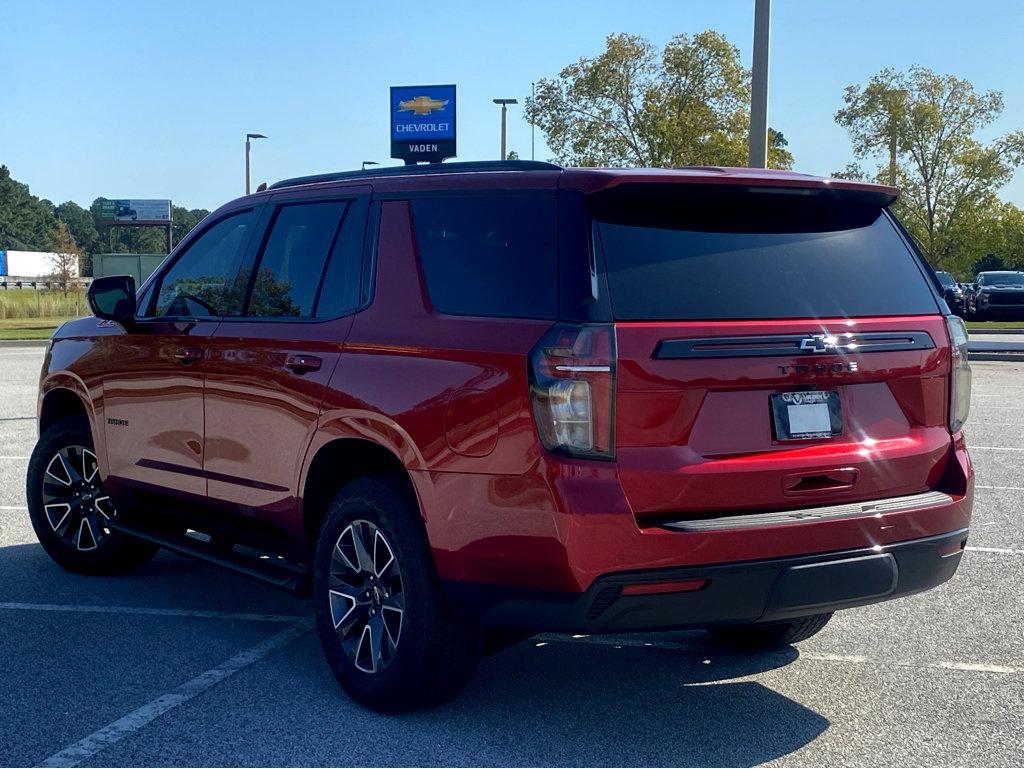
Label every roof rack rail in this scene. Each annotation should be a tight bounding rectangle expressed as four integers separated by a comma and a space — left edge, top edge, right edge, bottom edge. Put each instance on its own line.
268, 160, 563, 190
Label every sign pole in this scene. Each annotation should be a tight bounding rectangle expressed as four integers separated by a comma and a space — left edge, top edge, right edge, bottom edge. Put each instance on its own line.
531, 82, 536, 161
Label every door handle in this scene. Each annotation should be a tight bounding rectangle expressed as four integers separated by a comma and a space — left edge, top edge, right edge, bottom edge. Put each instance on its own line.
284, 354, 322, 375
174, 347, 204, 364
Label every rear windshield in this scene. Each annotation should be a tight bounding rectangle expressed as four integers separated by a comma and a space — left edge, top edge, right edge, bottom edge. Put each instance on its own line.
593, 188, 940, 320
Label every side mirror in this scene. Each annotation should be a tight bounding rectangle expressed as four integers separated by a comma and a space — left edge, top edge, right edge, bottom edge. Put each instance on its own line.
88, 275, 137, 327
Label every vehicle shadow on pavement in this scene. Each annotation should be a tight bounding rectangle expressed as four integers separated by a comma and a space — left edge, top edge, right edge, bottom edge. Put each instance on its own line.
445, 638, 827, 767
0, 542, 828, 767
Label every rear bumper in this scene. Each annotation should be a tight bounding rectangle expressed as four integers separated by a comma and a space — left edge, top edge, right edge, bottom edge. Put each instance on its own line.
445, 528, 969, 633
424, 434, 973, 596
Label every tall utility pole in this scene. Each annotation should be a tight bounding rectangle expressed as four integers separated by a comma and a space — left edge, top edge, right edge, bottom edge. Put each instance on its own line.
747, 0, 770, 168
493, 98, 518, 160
245, 133, 267, 194
531, 82, 536, 161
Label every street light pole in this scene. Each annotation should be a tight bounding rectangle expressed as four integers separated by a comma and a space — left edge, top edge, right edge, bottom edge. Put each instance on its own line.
245, 133, 267, 194
747, 0, 770, 168
493, 98, 518, 160
531, 82, 536, 161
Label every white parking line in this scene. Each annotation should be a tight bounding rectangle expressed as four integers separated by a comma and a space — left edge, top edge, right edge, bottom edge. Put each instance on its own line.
965, 546, 1024, 556
39, 619, 313, 768
802, 651, 1021, 675
975, 484, 1024, 491
0, 455, 29, 460
0, 505, 27, 511
967, 446, 1024, 451
0, 602, 308, 624
539, 635, 1024, 676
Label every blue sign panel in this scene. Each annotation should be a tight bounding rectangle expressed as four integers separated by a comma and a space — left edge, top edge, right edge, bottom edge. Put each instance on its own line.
390, 84, 456, 163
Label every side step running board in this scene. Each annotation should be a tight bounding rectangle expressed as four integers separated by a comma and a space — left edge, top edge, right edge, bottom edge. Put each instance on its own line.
107, 520, 311, 594
660, 490, 954, 533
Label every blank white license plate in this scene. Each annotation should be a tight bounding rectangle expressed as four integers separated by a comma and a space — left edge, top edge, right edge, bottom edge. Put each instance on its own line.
770, 390, 841, 440
787, 403, 831, 435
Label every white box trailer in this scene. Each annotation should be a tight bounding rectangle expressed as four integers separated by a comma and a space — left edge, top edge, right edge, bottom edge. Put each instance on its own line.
0, 250, 79, 279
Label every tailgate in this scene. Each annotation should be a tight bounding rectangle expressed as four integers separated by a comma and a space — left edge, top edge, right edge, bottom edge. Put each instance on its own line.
615, 316, 953, 518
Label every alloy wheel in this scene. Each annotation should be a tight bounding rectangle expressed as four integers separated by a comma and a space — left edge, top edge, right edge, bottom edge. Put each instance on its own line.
41, 445, 115, 551
328, 520, 405, 673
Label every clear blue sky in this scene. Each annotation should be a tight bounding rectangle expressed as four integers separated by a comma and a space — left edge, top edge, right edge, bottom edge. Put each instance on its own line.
3, 0, 1022, 211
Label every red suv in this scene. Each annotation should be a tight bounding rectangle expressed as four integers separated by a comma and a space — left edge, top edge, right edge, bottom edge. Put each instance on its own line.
28, 161, 973, 711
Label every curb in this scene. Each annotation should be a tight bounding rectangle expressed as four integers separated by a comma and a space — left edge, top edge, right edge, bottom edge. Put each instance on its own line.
969, 352, 1024, 362
967, 328, 1024, 335
968, 339, 1024, 362
0, 340, 49, 348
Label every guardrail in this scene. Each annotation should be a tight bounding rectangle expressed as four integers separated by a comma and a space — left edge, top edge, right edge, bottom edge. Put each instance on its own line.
0, 278, 92, 290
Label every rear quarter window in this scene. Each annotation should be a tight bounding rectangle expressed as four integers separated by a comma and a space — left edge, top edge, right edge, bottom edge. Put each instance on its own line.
410, 196, 557, 319
593, 189, 940, 321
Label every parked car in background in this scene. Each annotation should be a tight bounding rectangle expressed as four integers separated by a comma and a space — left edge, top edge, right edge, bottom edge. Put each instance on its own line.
934, 270, 965, 316
966, 271, 1024, 319
28, 161, 973, 712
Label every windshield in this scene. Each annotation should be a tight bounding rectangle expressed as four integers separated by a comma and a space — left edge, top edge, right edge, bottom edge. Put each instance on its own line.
935, 271, 955, 287
979, 272, 1024, 286
593, 189, 940, 321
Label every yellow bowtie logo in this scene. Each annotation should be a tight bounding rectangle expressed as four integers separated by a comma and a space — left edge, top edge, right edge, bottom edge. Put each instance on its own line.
397, 96, 449, 115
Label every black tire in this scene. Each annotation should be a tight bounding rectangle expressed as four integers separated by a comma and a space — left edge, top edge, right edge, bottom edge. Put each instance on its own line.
27, 417, 159, 574
313, 476, 481, 712
706, 612, 833, 650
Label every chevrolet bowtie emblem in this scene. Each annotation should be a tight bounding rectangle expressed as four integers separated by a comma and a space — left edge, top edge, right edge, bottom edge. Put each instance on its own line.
397, 96, 449, 115
799, 334, 840, 353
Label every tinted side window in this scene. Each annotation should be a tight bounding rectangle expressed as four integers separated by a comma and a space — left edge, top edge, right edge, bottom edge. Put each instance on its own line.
315, 197, 368, 318
244, 201, 347, 318
410, 196, 557, 319
150, 209, 258, 318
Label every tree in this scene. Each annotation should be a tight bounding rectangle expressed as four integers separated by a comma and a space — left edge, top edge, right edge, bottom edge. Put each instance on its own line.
0, 165, 59, 251
525, 31, 793, 169
966, 201, 1024, 271
835, 70, 910, 186
506, 150, 520, 160
49, 221, 81, 296
971, 253, 1005, 276
171, 206, 211, 246
836, 67, 1024, 267
55, 201, 100, 273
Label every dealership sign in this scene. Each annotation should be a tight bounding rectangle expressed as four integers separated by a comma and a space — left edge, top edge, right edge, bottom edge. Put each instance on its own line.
98, 199, 171, 224
390, 84, 456, 163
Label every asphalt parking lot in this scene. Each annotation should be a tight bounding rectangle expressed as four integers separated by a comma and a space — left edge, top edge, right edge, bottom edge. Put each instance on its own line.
0, 343, 1021, 767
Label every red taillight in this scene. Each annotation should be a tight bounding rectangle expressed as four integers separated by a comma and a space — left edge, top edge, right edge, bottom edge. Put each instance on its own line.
946, 315, 971, 433
528, 323, 616, 460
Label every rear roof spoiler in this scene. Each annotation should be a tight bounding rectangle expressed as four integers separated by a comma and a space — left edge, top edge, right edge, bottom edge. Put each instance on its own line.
581, 180, 899, 208
561, 168, 899, 207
